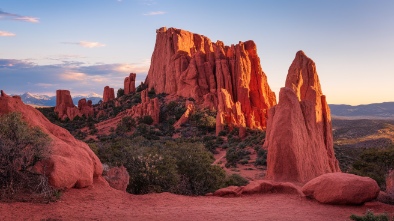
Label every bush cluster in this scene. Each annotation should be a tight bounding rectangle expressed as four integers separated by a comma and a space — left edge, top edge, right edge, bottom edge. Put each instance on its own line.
0, 112, 56, 202
350, 146, 394, 189
93, 137, 227, 195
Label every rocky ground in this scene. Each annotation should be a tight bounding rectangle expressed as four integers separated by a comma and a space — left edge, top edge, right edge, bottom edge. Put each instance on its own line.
1, 178, 393, 221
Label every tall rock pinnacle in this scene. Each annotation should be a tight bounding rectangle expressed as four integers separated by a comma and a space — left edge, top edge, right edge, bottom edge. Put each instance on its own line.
263, 51, 340, 183
145, 27, 276, 132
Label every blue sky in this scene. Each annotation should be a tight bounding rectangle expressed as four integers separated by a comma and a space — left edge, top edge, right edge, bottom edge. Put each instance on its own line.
0, 0, 393, 104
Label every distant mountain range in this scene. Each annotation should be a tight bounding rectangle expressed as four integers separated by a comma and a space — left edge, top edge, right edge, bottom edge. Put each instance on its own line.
16, 92, 102, 107
329, 102, 394, 119
13, 92, 394, 119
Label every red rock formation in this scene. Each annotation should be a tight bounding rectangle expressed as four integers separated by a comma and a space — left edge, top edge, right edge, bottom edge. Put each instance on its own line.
104, 166, 130, 192
124, 73, 137, 95
302, 173, 380, 205
103, 86, 115, 102
216, 89, 246, 136
213, 180, 303, 197
54, 90, 81, 120
145, 27, 276, 133
125, 89, 160, 125
0, 93, 103, 189
263, 51, 340, 183
78, 98, 94, 118
173, 101, 195, 129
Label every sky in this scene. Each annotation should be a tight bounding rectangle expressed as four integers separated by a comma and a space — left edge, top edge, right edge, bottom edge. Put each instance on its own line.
0, 0, 393, 105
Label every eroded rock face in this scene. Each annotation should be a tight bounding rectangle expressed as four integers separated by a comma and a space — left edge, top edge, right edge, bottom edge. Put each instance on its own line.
104, 166, 130, 192
302, 173, 380, 205
54, 90, 81, 121
0, 92, 103, 189
125, 89, 160, 125
263, 51, 340, 183
124, 73, 137, 95
145, 27, 276, 133
103, 86, 115, 102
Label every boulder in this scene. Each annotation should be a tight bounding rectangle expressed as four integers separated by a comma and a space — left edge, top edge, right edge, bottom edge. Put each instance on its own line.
54, 90, 81, 120
124, 73, 137, 95
302, 173, 380, 205
145, 27, 276, 132
0, 93, 103, 189
263, 51, 340, 183
103, 86, 115, 102
104, 166, 130, 192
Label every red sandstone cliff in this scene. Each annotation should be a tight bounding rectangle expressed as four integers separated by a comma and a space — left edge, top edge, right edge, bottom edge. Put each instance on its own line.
0, 91, 103, 189
145, 27, 276, 133
263, 51, 340, 183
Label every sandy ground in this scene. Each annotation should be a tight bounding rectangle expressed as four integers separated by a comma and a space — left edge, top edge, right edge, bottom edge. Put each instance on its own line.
1, 177, 393, 221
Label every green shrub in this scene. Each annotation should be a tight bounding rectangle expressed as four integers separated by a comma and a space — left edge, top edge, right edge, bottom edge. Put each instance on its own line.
350, 210, 389, 221
138, 115, 154, 125
116, 116, 136, 135
0, 112, 55, 202
224, 174, 249, 187
225, 147, 251, 168
351, 146, 394, 189
255, 148, 267, 166
117, 88, 124, 98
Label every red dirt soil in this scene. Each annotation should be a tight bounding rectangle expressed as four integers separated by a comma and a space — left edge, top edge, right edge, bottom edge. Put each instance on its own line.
1, 177, 393, 221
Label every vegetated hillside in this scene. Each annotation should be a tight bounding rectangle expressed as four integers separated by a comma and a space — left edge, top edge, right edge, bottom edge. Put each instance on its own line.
333, 118, 394, 189
330, 102, 394, 119
37, 87, 266, 195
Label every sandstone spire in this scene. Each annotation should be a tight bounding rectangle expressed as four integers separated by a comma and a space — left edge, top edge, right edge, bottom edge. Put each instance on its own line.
263, 51, 340, 183
124, 73, 137, 95
54, 90, 81, 120
145, 27, 276, 132
103, 86, 115, 102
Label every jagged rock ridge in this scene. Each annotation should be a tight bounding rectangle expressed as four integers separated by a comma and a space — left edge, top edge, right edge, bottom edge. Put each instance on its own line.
145, 27, 276, 133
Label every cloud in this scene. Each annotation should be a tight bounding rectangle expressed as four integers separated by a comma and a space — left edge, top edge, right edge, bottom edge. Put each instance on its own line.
35, 83, 57, 88
143, 11, 166, 16
0, 31, 16, 37
61, 72, 87, 81
0, 58, 149, 96
62, 41, 106, 48
0, 9, 39, 23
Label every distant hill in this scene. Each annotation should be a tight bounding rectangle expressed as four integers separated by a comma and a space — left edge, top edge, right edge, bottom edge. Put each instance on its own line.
16, 92, 102, 107
329, 102, 394, 119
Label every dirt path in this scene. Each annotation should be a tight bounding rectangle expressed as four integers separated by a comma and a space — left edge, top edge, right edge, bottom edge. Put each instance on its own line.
1, 178, 393, 221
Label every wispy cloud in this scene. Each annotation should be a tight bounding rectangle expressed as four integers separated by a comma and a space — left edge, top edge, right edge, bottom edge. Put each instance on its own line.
143, 11, 166, 16
0, 31, 16, 37
62, 41, 106, 48
0, 9, 39, 23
